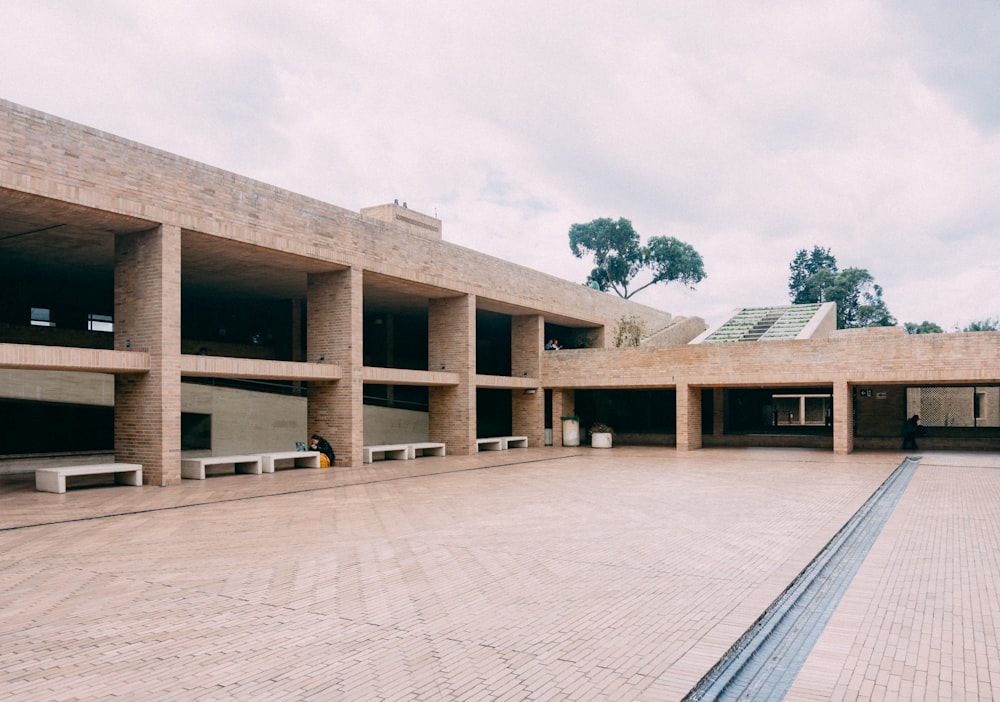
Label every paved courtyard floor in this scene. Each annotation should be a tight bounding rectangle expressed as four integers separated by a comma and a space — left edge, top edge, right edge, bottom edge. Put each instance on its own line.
1, 447, 998, 700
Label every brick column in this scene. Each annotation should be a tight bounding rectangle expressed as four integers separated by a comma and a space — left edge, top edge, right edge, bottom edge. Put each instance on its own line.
114, 224, 182, 485
676, 382, 702, 451
511, 314, 544, 446
833, 380, 854, 454
428, 295, 477, 455
307, 268, 363, 466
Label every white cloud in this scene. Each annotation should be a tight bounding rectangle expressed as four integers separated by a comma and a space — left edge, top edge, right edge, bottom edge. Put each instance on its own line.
1, 0, 998, 329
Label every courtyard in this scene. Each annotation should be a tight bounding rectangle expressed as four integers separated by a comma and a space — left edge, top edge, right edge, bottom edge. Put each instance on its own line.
1, 447, 998, 700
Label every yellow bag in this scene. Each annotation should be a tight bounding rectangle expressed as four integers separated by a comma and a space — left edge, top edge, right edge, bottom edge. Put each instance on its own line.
319, 453, 331, 468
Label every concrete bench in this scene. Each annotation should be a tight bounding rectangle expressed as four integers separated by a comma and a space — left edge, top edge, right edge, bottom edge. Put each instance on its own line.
407, 442, 446, 459
476, 436, 529, 452
181, 455, 262, 480
363, 444, 410, 464
259, 451, 321, 473
35, 463, 143, 494
476, 437, 504, 452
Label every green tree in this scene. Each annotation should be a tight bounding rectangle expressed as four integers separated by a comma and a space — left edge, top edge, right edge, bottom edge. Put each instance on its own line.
788, 245, 838, 303
788, 246, 895, 328
569, 217, 705, 299
961, 317, 999, 332
905, 321, 944, 334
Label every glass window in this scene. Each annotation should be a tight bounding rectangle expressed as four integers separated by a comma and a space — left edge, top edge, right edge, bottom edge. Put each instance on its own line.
30, 307, 54, 327
88, 313, 114, 333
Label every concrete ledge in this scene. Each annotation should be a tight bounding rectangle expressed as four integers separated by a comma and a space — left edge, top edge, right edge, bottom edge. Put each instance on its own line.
181, 355, 341, 381
0, 343, 149, 373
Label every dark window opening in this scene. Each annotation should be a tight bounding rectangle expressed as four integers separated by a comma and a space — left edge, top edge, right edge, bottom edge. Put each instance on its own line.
181, 412, 212, 450
477, 388, 513, 437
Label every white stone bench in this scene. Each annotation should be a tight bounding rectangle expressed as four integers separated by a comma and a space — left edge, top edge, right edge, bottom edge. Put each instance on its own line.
363, 444, 410, 464
259, 451, 321, 473
476, 436, 529, 452
476, 437, 504, 452
35, 463, 143, 494
500, 436, 528, 448
407, 442, 446, 459
181, 455, 262, 480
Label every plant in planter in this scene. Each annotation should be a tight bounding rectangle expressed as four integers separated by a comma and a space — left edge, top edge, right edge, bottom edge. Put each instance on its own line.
589, 422, 614, 448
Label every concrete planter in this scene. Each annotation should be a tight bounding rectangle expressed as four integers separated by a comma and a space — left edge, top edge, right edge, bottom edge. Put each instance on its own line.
591, 432, 613, 449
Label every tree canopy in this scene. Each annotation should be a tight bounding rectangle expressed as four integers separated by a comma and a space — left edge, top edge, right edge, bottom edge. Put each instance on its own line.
904, 321, 943, 334
961, 317, 999, 332
788, 245, 895, 328
568, 217, 705, 299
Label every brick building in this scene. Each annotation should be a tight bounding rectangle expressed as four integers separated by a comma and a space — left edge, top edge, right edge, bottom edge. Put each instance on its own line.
2, 99, 998, 484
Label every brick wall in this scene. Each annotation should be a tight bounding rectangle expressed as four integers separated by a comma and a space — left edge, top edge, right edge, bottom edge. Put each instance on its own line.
113, 225, 182, 485
542, 332, 1000, 389
0, 100, 675, 338
4, 99, 1000, 462
428, 295, 476, 454
306, 269, 363, 465
511, 315, 544, 445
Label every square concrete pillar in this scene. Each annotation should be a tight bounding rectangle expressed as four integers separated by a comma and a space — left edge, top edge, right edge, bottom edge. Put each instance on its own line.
511, 315, 544, 445
307, 268, 363, 466
114, 224, 182, 485
429, 295, 476, 455
676, 382, 703, 451
833, 381, 854, 454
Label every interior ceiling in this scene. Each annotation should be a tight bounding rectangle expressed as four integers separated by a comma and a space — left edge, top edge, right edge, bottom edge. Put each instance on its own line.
1, 188, 592, 326
0, 190, 148, 281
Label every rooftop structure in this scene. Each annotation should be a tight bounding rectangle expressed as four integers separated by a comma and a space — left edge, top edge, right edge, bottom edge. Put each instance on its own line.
692, 303, 836, 343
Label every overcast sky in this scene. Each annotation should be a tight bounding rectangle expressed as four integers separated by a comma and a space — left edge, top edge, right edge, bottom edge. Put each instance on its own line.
3, 1, 998, 330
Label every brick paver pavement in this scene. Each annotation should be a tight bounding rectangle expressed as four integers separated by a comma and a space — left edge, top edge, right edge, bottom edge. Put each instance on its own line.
1, 448, 997, 700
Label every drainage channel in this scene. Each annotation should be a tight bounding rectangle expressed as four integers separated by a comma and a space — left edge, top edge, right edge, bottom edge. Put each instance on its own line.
682, 457, 920, 702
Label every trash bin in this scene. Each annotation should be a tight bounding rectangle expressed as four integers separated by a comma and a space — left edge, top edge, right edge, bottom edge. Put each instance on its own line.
561, 416, 580, 447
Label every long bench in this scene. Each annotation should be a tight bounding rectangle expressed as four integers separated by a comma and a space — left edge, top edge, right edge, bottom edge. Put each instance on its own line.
181, 455, 262, 480
476, 437, 504, 451
259, 451, 321, 473
35, 463, 143, 494
363, 444, 410, 464
501, 436, 528, 448
476, 436, 529, 452
407, 442, 446, 459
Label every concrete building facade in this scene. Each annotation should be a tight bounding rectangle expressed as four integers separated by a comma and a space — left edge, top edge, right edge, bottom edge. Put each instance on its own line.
2, 99, 999, 484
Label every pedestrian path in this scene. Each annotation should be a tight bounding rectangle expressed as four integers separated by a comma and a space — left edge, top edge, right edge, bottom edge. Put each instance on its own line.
1, 448, 997, 700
